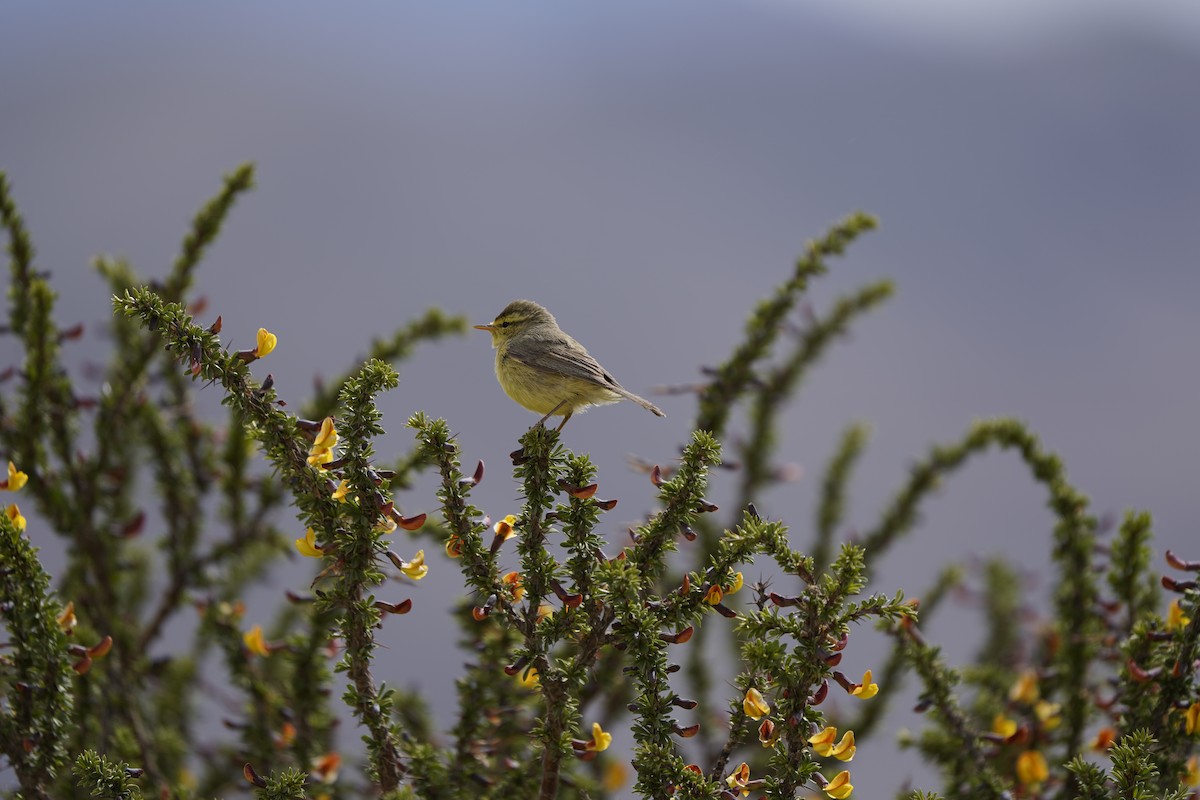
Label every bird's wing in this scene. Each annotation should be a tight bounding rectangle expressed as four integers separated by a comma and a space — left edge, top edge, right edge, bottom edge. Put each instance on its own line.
503, 334, 618, 388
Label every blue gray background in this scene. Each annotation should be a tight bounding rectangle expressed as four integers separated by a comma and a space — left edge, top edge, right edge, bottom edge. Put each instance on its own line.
3, 1, 1198, 795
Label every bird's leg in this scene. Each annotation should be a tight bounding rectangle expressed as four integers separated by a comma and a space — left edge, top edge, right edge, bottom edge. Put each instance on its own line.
533, 399, 570, 430
554, 410, 574, 433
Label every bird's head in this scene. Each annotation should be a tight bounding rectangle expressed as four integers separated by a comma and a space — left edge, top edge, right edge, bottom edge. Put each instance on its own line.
473, 299, 556, 346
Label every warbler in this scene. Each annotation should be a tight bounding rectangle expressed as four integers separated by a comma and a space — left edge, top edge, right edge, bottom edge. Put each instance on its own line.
475, 299, 665, 431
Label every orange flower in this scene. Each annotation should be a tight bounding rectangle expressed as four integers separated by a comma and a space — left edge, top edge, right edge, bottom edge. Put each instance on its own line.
56, 601, 77, 633
276, 722, 297, 748
502, 571, 525, 601
1186, 755, 1199, 787
445, 535, 464, 558
1016, 751, 1049, 786
311, 751, 341, 783
742, 687, 770, 720
1089, 727, 1117, 751
825, 770, 854, 799
704, 585, 724, 605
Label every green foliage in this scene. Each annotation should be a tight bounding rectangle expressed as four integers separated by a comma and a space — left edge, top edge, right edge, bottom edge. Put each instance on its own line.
0, 165, 1197, 800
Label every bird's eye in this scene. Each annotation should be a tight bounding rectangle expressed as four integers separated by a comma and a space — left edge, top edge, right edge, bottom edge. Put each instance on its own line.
500, 321, 510, 328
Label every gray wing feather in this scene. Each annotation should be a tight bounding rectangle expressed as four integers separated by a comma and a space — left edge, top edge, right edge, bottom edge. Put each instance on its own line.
505, 333, 665, 417
505, 334, 613, 386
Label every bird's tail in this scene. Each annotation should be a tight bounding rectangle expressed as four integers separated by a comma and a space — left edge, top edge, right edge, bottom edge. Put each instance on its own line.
614, 387, 665, 417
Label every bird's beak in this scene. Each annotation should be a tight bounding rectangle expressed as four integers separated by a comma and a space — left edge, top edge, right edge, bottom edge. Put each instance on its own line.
473, 323, 495, 331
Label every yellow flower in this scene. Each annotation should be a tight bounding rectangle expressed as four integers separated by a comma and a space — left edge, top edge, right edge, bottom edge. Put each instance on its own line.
400, 551, 428, 580
295, 528, 323, 558
1009, 669, 1039, 704
725, 762, 751, 796
536, 603, 555, 623
1186, 755, 1199, 787
850, 670, 878, 699
332, 481, 350, 503
307, 447, 334, 468
56, 601, 77, 633
516, 666, 539, 689
1167, 599, 1191, 631
992, 714, 1017, 738
602, 759, 628, 791
830, 730, 856, 762
1016, 750, 1049, 786
445, 535, 464, 558
809, 726, 838, 757
825, 770, 854, 799
725, 571, 744, 594
243, 625, 270, 657
704, 585, 724, 605
3, 461, 28, 491
1185, 702, 1200, 736
313, 417, 338, 451
1035, 700, 1062, 730
742, 687, 770, 720
585, 722, 612, 752
5, 504, 26, 531
493, 514, 518, 539
374, 514, 398, 534
254, 328, 277, 358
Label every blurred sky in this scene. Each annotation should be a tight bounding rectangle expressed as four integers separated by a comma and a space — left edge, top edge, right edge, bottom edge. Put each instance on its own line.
2, 1, 1199, 795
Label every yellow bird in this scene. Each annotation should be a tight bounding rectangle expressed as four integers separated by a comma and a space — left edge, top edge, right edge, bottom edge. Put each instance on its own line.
475, 299, 665, 431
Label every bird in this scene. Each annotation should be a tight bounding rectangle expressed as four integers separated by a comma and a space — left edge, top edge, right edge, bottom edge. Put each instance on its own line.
474, 299, 665, 431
